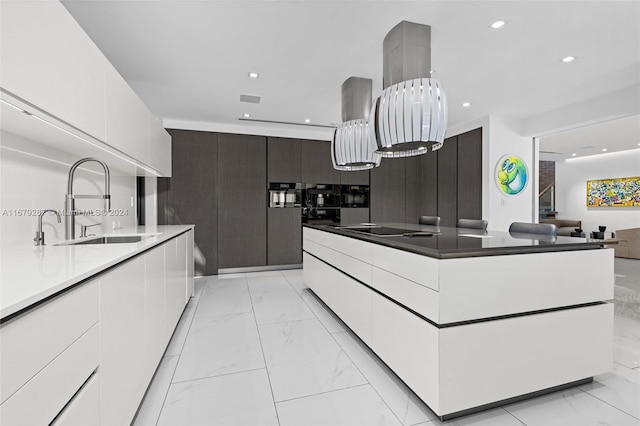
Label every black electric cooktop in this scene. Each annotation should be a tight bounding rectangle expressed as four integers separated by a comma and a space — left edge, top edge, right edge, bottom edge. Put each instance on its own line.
343, 226, 433, 237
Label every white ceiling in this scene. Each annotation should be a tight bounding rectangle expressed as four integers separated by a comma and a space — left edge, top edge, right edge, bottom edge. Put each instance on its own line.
62, 1, 640, 144
539, 114, 640, 161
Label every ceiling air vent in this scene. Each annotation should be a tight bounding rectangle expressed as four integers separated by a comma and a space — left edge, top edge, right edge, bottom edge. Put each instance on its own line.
240, 94, 261, 104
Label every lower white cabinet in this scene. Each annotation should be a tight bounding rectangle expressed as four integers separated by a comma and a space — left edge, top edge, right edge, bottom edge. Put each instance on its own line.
145, 244, 168, 380
0, 229, 194, 426
100, 231, 191, 425
0, 281, 99, 426
99, 255, 147, 426
52, 373, 100, 426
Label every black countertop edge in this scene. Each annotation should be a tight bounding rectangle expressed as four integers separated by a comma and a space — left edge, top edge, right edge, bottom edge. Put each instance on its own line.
302, 224, 605, 259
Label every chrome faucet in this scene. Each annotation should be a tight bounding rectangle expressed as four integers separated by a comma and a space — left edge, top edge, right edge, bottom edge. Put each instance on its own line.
34, 210, 62, 246
65, 158, 111, 240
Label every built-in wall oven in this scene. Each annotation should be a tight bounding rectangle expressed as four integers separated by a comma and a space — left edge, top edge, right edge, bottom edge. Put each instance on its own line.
341, 185, 369, 208
268, 182, 369, 224
269, 182, 302, 208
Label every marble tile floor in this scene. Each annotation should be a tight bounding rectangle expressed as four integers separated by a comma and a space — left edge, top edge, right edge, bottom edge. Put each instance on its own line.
134, 266, 640, 426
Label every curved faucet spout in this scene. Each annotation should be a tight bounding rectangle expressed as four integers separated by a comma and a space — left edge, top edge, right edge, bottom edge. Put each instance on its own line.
65, 158, 111, 240
34, 209, 62, 246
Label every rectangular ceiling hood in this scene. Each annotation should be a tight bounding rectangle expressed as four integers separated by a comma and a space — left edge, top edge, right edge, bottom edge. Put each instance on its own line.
239, 94, 261, 104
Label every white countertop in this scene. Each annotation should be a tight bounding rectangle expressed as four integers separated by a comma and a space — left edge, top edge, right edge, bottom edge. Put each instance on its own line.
0, 225, 194, 320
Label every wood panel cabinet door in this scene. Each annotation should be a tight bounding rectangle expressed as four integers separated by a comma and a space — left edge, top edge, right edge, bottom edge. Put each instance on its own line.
340, 208, 370, 225
99, 256, 146, 426
268, 137, 301, 182
162, 129, 218, 275
370, 158, 406, 223
437, 136, 458, 227
340, 170, 370, 185
417, 151, 438, 219
268, 208, 302, 265
218, 133, 267, 268
301, 140, 340, 184
457, 128, 483, 221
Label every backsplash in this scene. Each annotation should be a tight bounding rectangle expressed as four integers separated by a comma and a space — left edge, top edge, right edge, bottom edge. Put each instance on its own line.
0, 130, 136, 244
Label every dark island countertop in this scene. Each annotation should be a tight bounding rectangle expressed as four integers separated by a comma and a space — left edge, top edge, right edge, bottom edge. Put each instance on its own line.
303, 222, 606, 259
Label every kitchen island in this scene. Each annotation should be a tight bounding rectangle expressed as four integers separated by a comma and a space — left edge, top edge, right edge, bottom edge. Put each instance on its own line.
302, 223, 614, 420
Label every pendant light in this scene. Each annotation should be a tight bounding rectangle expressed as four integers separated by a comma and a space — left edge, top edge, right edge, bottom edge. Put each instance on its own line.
332, 77, 381, 171
369, 21, 448, 158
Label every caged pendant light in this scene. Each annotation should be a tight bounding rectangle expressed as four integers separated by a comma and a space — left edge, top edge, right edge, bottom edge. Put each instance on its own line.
369, 21, 448, 158
332, 77, 381, 171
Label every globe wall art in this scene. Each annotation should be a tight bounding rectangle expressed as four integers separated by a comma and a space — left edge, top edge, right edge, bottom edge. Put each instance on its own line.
495, 155, 528, 196
587, 176, 640, 207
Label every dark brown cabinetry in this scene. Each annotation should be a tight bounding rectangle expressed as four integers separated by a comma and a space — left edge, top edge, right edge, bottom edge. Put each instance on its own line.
268, 208, 302, 265
370, 127, 482, 226
301, 140, 340, 184
217, 133, 267, 269
437, 136, 458, 227
370, 157, 407, 223
268, 137, 301, 182
340, 170, 369, 185
158, 129, 218, 275
456, 128, 483, 221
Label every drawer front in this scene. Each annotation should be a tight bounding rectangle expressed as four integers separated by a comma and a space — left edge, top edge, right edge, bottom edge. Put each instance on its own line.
0, 324, 99, 425
303, 228, 373, 264
304, 240, 371, 285
371, 267, 439, 321
369, 243, 440, 291
51, 373, 99, 426
303, 253, 372, 345
0, 280, 98, 403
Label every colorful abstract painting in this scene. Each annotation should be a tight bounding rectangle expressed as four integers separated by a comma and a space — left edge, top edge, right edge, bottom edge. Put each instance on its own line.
495, 155, 528, 195
587, 177, 640, 207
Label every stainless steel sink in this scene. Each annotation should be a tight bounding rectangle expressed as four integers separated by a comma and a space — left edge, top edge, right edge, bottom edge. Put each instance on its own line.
56, 235, 156, 246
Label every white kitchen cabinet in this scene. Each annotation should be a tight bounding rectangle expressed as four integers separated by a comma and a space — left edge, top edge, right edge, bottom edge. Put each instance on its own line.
0, 279, 99, 426
144, 244, 167, 381
0, 0, 172, 176
99, 255, 147, 426
150, 116, 172, 176
165, 235, 187, 336
0, 1, 107, 141
186, 229, 195, 298
52, 373, 100, 426
105, 63, 151, 165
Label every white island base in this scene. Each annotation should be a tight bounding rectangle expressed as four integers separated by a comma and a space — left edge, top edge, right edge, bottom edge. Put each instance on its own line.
302, 226, 613, 420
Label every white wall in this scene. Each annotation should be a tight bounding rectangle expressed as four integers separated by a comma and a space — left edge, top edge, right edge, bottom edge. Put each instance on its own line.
0, 130, 137, 244
447, 114, 535, 231
555, 149, 640, 233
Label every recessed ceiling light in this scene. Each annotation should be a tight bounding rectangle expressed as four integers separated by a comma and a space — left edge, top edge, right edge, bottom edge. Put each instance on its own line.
462, 102, 471, 107
430, 70, 435, 74
571, 153, 577, 157
601, 148, 607, 152
248, 72, 259, 79
243, 113, 251, 118
637, 143, 640, 146
490, 20, 506, 29
561, 56, 576, 63
304, 119, 311, 123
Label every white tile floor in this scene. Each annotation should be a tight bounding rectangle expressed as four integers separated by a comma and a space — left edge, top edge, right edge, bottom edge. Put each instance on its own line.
134, 268, 640, 426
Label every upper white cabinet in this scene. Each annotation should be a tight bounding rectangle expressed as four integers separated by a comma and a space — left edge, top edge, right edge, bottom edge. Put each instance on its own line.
150, 116, 172, 176
0, 0, 171, 176
0, 1, 107, 141
105, 64, 151, 165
